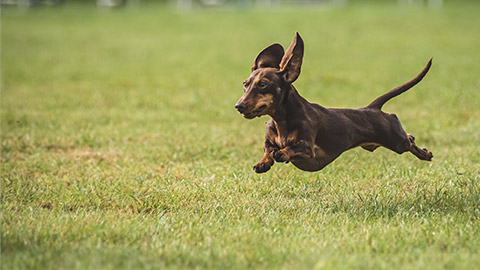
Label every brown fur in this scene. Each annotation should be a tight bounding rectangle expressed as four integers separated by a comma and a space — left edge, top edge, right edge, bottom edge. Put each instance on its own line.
235, 32, 433, 173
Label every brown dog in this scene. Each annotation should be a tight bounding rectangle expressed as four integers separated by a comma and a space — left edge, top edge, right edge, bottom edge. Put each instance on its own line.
235, 32, 433, 173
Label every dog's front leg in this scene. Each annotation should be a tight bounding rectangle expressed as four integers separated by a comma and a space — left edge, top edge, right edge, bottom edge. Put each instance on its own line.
273, 140, 314, 163
253, 140, 276, 173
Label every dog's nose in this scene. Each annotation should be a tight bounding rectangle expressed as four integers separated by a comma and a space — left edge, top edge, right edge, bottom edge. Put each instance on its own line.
235, 102, 246, 112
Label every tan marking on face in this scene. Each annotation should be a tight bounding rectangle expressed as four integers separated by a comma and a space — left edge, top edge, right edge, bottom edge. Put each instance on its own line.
254, 93, 274, 109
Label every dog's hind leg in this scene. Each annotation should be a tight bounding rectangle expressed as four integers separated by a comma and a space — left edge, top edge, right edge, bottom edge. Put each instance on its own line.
373, 114, 432, 161
408, 134, 433, 161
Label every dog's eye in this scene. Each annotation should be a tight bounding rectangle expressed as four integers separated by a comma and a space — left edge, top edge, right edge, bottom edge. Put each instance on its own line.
258, 81, 268, 88
243, 80, 248, 87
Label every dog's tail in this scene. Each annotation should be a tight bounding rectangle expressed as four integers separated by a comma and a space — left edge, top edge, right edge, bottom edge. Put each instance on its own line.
366, 58, 432, 110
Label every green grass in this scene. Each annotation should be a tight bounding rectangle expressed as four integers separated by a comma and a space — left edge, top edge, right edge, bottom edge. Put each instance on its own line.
2, 2, 480, 269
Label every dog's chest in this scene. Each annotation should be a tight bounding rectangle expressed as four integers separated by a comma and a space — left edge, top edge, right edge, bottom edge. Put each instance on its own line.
273, 136, 285, 149
272, 130, 297, 149
267, 120, 300, 149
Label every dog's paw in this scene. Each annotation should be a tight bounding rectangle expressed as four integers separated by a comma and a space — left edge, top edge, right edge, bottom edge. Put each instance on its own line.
273, 150, 289, 163
253, 161, 273, 173
423, 148, 434, 161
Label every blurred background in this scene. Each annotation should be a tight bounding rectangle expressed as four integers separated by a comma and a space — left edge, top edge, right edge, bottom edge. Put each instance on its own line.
1, 0, 447, 10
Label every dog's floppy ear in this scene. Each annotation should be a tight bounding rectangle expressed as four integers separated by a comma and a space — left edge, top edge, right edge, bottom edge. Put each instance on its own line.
279, 32, 304, 83
252, 43, 285, 71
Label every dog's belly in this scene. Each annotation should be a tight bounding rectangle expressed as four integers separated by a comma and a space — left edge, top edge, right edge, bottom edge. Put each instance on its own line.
291, 145, 337, 172
291, 158, 326, 172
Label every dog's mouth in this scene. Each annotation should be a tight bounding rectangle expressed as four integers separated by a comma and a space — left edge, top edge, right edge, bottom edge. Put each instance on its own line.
242, 104, 267, 119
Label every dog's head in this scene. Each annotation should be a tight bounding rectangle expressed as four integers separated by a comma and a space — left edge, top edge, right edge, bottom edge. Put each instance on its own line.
235, 32, 304, 119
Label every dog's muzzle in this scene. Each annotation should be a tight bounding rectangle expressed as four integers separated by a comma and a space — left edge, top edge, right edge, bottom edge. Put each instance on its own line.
235, 102, 266, 119
235, 102, 247, 113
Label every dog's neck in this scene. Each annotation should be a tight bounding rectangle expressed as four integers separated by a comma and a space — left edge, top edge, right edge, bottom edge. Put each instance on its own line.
268, 85, 310, 132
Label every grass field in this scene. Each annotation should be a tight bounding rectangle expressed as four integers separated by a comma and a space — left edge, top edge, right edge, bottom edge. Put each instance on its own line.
1, 1, 480, 269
